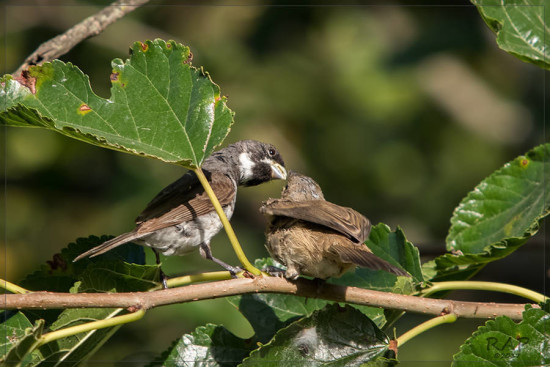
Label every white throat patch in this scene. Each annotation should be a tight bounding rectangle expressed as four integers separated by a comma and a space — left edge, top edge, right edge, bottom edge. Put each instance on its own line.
239, 152, 256, 181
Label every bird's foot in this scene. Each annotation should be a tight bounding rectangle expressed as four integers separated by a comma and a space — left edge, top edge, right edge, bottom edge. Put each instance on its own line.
153, 249, 169, 289
224, 264, 244, 278
199, 243, 243, 278
159, 267, 169, 289
262, 265, 287, 278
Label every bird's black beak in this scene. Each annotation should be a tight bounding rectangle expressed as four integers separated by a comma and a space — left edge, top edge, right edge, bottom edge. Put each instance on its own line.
270, 162, 287, 180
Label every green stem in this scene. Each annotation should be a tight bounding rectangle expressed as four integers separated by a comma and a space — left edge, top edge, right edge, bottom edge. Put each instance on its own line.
420, 281, 547, 303
397, 313, 457, 347
193, 167, 261, 275
149, 271, 232, 290
1, 279, 31, 294
37, 308, 146, 347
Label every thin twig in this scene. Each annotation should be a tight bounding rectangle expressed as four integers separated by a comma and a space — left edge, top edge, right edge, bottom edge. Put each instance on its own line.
1, 279, 31, 294
1, 277, 532, 320
38, 308, 144, 347
13, 0, 151, 76
396, 313, 458, 347
420, 281, 547, 303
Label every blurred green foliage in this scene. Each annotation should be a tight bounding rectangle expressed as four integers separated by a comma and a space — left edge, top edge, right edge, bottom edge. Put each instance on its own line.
1, 1, 546, 365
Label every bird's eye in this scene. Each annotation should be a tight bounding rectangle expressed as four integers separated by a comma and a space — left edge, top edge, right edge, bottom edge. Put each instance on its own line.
268, 148, 275, 156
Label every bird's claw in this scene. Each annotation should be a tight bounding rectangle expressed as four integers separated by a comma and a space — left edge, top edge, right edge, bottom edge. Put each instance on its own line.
262, 265, 287, 278
159, 268, 169, 289
226, 265, 244, 278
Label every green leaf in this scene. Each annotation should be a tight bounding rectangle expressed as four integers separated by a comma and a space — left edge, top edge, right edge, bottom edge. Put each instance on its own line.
32, 255, 159, 366
19, 235, 146, 293
229, 258, 384, 345
241, 304, 392, 367
1, 39, 234, 168
363, 223, 423, 283
453, 305, 550, 366
7, 235, 159, 366
0, 316, 44, 367
472, 0, 550, 69
0, 312, 34, 362
422, 238, 526, 283
424, 144, 550, 282
77, 261, 161, 292
228, 262, 342, 346
331, 224, 421, 328
447, 144, 550, 253
150, 323, 254, 367
35, 308, 125, 367
29, 243, 160, 365
64, 235, 146, 267
15, 236, 148, 333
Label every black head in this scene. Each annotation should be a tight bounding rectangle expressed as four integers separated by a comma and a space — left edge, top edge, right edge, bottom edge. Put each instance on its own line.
231, 140, 287, 187
281, 171, 325, 201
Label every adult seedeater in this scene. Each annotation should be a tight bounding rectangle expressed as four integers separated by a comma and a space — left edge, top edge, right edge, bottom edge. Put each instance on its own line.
75, 140, 287, 278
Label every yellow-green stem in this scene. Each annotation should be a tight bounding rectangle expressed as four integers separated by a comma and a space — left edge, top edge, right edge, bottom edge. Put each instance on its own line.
420, 281, 547, 303
397, 313, 457, 347
150, 271, 232, 290
193, 167, 261, 275
37, 308, 146, 347
1, 279, 31, 294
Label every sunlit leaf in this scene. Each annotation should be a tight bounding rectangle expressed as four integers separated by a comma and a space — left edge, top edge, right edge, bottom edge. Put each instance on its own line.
472, 0, 550, 69
424, 144, 550, 282
447, 144, 550, 253
1, 39, 234, 168
361, 223, 422, 283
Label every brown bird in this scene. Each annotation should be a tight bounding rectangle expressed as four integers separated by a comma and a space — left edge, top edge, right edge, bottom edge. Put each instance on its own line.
260, 171, 409, 279
74, 140, 287, 281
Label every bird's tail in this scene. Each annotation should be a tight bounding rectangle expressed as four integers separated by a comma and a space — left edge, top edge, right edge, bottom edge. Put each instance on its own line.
336, 246, 410, 277
73, 231, 143, 262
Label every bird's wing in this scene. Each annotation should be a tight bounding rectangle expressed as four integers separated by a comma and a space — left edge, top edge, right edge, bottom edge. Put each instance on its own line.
136, 171, 236, 234
332, 244, 410, 277
260, 199, 371, 243
136, 170, 200, 223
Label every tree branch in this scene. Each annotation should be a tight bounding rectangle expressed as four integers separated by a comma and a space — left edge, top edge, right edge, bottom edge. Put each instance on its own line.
2, 277, 532, 320
13, 0, 151, 76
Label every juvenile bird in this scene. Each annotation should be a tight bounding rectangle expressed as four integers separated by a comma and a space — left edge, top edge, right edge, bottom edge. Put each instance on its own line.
75, 140, 287, 278
260, 171, 408, 279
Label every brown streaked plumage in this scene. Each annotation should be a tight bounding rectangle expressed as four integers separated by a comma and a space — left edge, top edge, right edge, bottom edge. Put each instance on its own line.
260, 171, 409, 279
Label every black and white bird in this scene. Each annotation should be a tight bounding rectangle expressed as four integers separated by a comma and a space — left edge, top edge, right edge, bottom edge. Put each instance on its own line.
74, 140, 287, 279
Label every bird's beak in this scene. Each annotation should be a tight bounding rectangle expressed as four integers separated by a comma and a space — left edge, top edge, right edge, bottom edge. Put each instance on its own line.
270, 162, 287, 180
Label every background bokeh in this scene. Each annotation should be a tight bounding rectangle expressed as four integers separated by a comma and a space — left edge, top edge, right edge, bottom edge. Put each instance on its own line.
1, 1, 547, 365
